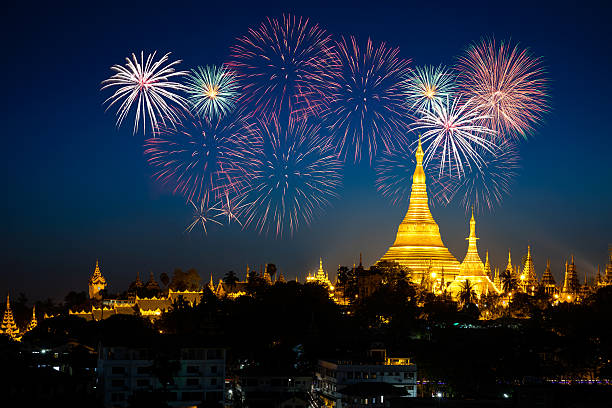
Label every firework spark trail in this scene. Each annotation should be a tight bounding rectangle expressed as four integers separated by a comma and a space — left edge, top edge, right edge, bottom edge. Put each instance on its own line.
101, 51, 188, 135
405, 65, 456, 114
456, 37, 548, 140
186, 197, 223, 235
144, 108, 251, 203
323, 36, 412, 163
413, 96, 498, 177
238, 116, 342, 237
185, 65, 240, 120
228, 14, 337, 118
218, 191, 248, 226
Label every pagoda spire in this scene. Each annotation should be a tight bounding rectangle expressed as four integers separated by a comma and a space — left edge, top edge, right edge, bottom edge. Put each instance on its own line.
26, 305, 37, 332
484, 251, 491, 278
506, 249, 513, 274
379, 135, 460, 280
0, 293, 19, 340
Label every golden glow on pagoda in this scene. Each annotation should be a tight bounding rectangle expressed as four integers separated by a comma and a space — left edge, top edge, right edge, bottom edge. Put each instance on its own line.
378, 137, 460, 280
88, 259, 107, 300
1, 293, 20, 341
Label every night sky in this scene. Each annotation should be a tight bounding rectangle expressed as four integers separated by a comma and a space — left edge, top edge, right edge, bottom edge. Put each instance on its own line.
2, 0, 611, 301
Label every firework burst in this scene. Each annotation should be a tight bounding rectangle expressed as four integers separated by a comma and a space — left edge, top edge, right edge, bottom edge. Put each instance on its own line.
101, 51, 187, 134
184, 65, 240, 120
186, 198, 223, 235
405, 65, 455, 113
323, 36, 412, 163
144, 108, 250, 203
413, 96, 497, 177
228, 14, 336, 118
238, 116, 342, 237
456, 37, 548, 139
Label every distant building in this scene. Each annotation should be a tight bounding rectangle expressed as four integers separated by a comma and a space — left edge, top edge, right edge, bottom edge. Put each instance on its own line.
239, 368, 313, 408
314, 349, 417, 407
98, 343, 225, 408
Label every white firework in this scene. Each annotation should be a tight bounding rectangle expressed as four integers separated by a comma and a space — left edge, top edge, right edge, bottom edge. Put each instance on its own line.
186, 199, 223, 235
405, 65, 455, 113
102, 51, 188, 134
414, 96, 498, 177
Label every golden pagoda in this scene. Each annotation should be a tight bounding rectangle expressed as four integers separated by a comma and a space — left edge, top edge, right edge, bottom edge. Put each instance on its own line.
306, 258, 333, 288
520, 246, 538, 294
0, 293, 20, 340
449, 209, 499, 296
378, 137, 460, 281
26, 306, 37, 332
88, 260, 107, 300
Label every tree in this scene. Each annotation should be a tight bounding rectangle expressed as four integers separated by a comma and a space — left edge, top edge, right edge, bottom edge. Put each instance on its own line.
64, 291, 89, 310
266, 263, 277, 280
458, 279, 477, 307
169, 268, 201, 291
160, 272, 170, 287
224, 271, 239, 289
501, 269, 518, 294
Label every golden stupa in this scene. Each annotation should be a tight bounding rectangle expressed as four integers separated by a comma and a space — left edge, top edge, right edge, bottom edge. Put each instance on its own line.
378, 138, 460, 281
448, 209, 499, 296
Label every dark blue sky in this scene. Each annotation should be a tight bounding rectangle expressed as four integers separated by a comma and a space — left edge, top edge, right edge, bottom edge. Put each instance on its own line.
1, 0, 611, 300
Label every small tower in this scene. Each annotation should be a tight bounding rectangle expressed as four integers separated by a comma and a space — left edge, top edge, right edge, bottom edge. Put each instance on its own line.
506, 250, 514, 275
605, 245, 612, 284
26, 306, 38, 332
541, 259, 557, 296
0, 294, 19, 340
145, 272, 161, 292
207, 273, 215, 292
88, 260, 107, 300
521, 245, 537, 294
561, 255, 580, 300
484, 251, 492, 279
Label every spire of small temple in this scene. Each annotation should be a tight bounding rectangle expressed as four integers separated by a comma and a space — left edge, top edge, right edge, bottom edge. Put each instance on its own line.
88, 259, 107, 300
484, 251, 492, 278
522, 245, 537, 283
379, 135, 460, 281
359, 253, 363, 268
0, 293, 19, 340
506, 250, 513, 274
562, 258, 580, 295
145, 272, 160, 292
26, 306, 37, 332
452, 210, 497, 295
208, 273, 215, 291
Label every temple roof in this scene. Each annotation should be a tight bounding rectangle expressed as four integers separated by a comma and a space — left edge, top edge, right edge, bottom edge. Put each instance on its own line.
89, 260, 106, 285
541, 259, 556, 286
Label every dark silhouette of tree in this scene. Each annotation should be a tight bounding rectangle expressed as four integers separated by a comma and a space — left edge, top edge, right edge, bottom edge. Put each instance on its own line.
501, 269, 518, 294
169, 268, 201, 291
160, 272, 170, 287
223, 271, 239, 289
64, 291, 89, 311
266, 263, 277, 279
458, 279, 477, 307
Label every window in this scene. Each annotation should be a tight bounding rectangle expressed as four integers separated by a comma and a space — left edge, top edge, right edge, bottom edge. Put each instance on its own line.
182, 391, 203, 401
136, 379, 150, 387
111, 392, 124, 402
186, 365, 199, 374
111, 366, 126, 375
137, 366, 150, 375
187, 378, 199, 386
111, 379, 124, 387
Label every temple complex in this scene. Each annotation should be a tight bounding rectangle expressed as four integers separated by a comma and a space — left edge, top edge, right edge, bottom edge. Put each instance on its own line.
378, 138, 460, 282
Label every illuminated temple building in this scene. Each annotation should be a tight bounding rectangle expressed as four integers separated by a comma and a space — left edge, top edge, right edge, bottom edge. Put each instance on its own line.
378, 138, 460, 283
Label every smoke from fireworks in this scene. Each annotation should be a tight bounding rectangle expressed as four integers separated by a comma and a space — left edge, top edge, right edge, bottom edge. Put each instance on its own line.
456, 38, 548, 139
184, 65, 240, 120
323, 36, 412, 163
228, 14, 336, 118
405, 65, 455, 114
238, 116, 342, 237
101, 51, 187, 135
413, 96, 497, 177
144, 109, 250, 203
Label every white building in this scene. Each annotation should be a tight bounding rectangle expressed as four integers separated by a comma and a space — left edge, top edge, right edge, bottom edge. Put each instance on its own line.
313, 350, 417, 407
98, 344, 225, 407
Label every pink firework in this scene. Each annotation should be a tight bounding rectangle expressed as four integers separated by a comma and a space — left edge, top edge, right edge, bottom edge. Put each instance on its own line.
228, 14, 337, 118
456, 38, 548, 140
323, 36, 412, 163
144, 108, 251, 203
